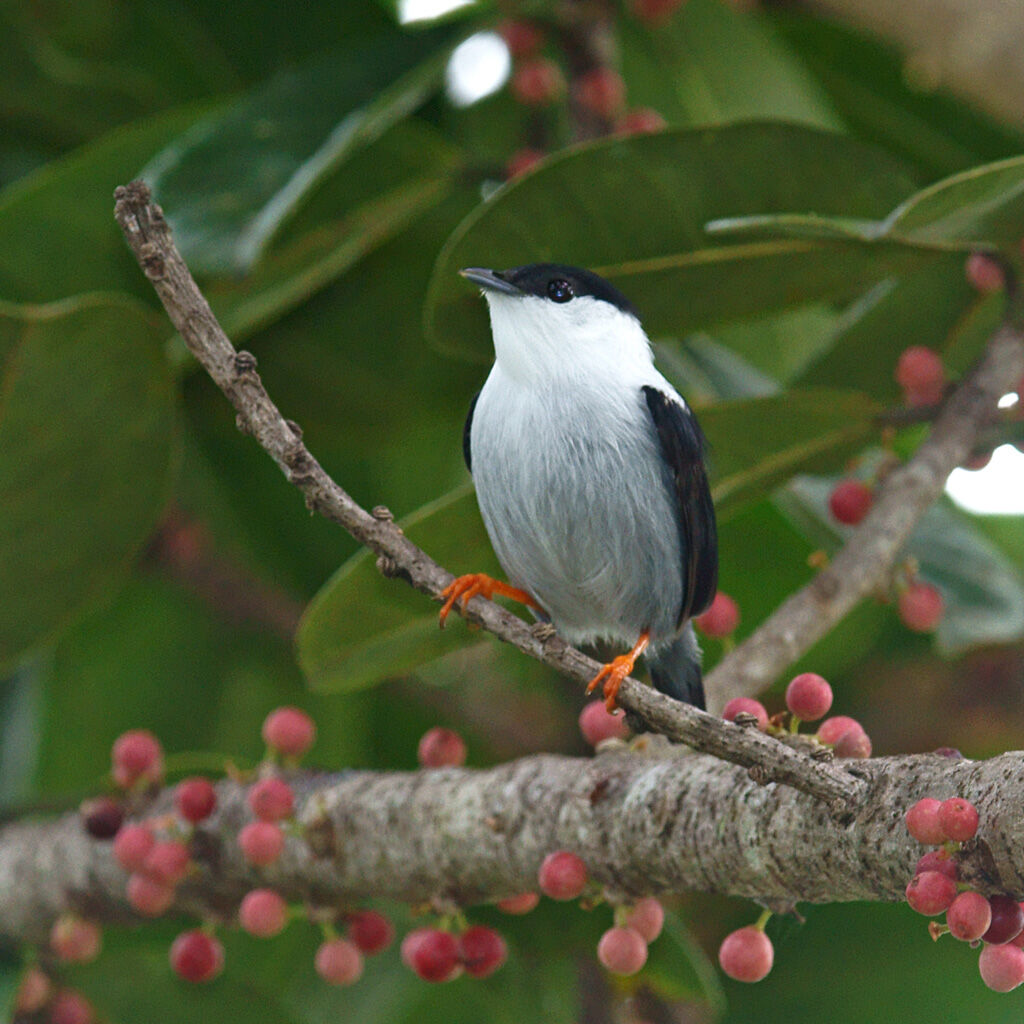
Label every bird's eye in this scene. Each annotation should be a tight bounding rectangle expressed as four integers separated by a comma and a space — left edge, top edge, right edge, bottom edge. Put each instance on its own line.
547, 279, 574, 303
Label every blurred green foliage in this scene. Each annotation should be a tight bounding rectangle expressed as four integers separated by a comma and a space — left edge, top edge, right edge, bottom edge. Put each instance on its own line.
2, 0, 1024, 1021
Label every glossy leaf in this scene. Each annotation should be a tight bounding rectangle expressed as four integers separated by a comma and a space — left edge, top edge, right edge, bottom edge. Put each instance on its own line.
0, 296, 176, 669
425, 122, 919, 359
143, 28, 456, 273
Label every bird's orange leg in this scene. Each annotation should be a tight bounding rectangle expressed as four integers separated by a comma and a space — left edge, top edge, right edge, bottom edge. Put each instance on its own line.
438, 573, 543, 627
586, 632, 650, 712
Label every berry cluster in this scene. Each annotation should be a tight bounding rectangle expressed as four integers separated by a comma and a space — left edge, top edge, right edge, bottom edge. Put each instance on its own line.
904, 796, 1024, 992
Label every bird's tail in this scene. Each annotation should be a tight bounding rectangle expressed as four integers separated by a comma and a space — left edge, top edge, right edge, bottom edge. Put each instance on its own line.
646, 625, 705, 709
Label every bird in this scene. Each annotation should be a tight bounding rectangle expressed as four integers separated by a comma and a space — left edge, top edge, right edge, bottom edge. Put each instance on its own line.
439, 263, 718, 711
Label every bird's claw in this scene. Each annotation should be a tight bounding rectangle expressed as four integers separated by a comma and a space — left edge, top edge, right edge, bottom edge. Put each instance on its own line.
438, 573, 540, 628
585, 632, 651, 712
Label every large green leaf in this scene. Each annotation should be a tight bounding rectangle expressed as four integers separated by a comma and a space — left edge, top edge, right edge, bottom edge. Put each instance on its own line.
143, 27, 457, 273
425, 122, 920, 360
0, 295, 176, 669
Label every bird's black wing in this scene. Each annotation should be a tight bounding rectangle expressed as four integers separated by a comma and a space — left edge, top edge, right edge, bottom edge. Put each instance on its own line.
462, 392, 480, 472
642, 386, 718, 625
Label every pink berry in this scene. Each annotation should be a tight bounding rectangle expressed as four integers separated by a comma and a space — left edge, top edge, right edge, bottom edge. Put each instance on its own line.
915, 849, 959, 881
348, 910, 394, 955
979, 942, 1024, 992
505, 148, 545, 180
169, 929, 224, 983
630, 0, 686, 22
50, 915, 102, 963
828, 479, 873, 526
597, 926, 648, 976
694, 592, 740, 638
126, 872, 175, 916
718, 926, 774, 983
816, 715, 865, 746
510, 58, 565, 106
142, 840, 191, 885
625, 898, 665, 943
833, 727, 872, 759
898, 582, 945, 632
238, 822, 285, 866
496, 892, 540, 915
983, 896, 1024, 945
538, 851, 588, 900
459, 925, 508, 978
50, 990, 93, 1024
947, 891, 992, 941
401, 927, 462, 982
938, 797, 979, 842
722, 697, 769, 731
906, 871, 957, 915
15, 967, 52, 1013
80, 796, 124, 839
617, 107, 667, 134
111, 729, 164, 788
895, 346, 945, 407
498, 19, 544, 59
579, 700, 631, 745
248, 777, 295, 822
965, 252, 1005, 293
113, 823, 155, 871
905, 798, 946, 845
239, 888, 289, 938
417, 727, 467, 768
785, 673, 833, 722
176, 777, 217, 823
574, 68, 626, 119
262, 707, 316, 759
315, 938, 364, 986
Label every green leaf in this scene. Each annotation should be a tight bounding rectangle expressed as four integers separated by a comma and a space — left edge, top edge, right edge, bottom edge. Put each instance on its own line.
0, 295, 176, 669
425, 122, 919, 360
143, 28, 457, 274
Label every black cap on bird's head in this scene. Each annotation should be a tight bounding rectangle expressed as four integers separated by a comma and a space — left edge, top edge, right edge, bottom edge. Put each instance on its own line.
460, 263, 637, 318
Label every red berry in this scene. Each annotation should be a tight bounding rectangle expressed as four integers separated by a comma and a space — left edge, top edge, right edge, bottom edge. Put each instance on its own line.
238, 822, 285, 866
947, 891, 992, 941
239, 888, 289, 938
895, 346, 945, 407
625, 898, 665, 942
510, 58, 565, 106
496, 892, 540, 915
417, 727, 467, 768
143, 840, 191, 885
176, 777, 217, 824
15, 967, 52, 1013
50, 915, 102, 963
833, 727, 872, 759
50, 990, 93, 1024
965, 252, 1005, 293
718, 926, 774, 983
938, 797, 979, 842
617, 107, 667, 134
505, 148, 545, 180
80, 796, 124, 839
630, 0, 686, 23
906, 871, 957, 915
113, 823, 155, 871
694, 592, 740, 638
315, 938, 364, 986
983, 896, 1024, 945
169, 929, 224, 983
459, 925, 508, 978
816, 715, 865, 746
111, 729, 164, 788
915, 849, 959, 881
538, 851, 588, 900
401, 927, 462, 982
262, 707, 316, 759
785, 673, 833, 722
597, 926, 648, 975
905, 798, 946, 845
574, 68, 626, 119
722, 697, 769, 731
498, 19, 544, 59
828, 479, 873, 526
898, 582, 945, 632
126, 872, 175, 917
348, 910, 394, 955
579, 700, 630, 745
979, 942, 1024, 992
248, 777, 295, 822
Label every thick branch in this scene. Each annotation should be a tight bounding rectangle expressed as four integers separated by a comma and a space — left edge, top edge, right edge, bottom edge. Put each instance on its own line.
113, 180, 861, 809
3, 749, 1024, 945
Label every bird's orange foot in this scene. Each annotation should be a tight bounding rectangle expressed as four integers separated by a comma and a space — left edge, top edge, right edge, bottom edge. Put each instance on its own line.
438, 573, 541, 628
586, 632, 651, 712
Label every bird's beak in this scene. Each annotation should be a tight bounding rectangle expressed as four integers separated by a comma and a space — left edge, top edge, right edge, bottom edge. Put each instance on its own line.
459, 267, 522, 296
